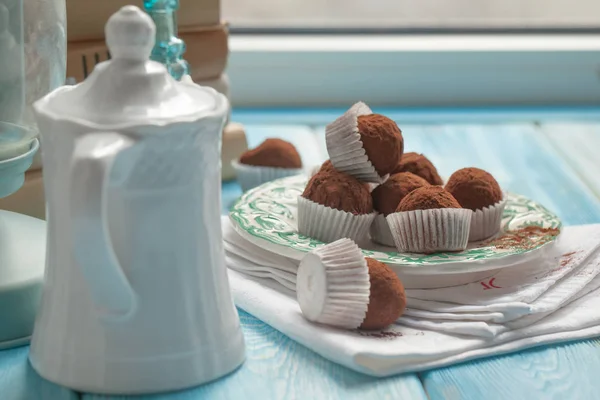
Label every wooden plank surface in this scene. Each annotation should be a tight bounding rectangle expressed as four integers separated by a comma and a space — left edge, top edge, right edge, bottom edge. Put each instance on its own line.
389, 123, 600, 399
423, 339, 600, 400
542, 123, 600, 200
0, 346, 78, 400
4, 115, 600, 400
83, 311, 427, 400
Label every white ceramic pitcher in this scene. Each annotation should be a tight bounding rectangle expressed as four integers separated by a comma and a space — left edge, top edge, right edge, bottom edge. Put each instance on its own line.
29, 6, 244, 395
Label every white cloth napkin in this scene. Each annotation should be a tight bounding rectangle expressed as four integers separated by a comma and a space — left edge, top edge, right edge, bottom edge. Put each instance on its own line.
223, 217, 600, 373
227, 269, 600, 376
405, 225, 600, 312
224, 217, 600, 336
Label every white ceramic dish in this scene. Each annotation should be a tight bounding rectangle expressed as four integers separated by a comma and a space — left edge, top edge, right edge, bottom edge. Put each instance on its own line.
229, 175, 562, 288
0, 122, 36, 162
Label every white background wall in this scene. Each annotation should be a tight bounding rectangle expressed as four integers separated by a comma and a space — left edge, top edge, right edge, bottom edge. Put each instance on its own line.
223, 0, 600, 29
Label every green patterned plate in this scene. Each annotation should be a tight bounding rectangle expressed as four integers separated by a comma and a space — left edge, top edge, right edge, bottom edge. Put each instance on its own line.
229, 175, 562, 277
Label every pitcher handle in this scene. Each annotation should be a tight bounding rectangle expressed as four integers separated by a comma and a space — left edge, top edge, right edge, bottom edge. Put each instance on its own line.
70, 132, 138, 322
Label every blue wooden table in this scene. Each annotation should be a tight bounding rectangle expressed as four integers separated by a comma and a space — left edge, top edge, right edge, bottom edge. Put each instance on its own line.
2, 107, 600, 399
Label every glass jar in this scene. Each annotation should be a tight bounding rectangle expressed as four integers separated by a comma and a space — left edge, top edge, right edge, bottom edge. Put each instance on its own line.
0, 0, 65, 161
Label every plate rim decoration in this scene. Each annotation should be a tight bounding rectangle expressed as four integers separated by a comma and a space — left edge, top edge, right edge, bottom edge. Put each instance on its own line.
229, 175, 562, 274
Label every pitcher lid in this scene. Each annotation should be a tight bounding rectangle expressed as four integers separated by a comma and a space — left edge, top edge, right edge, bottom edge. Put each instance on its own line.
37, 6, 225, 127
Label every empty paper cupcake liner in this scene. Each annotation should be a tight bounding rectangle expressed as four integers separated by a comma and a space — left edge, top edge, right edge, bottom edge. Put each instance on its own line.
469, 196, 507, 242
370, 213, 396, 247
386, 208, 472, 254
232, 160, 303, 192
325, 102, 385, 184
297, 196, 376, 244
296, 238, 370, 329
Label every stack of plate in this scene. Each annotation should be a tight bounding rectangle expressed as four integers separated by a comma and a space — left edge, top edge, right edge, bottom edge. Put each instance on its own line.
0, 127, 45, 349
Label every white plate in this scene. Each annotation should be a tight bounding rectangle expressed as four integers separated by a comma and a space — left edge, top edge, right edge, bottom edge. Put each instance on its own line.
229, 175, 561, 288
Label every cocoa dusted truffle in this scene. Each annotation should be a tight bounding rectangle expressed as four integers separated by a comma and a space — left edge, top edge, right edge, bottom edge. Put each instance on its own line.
296, 239, 405, 330
357, 114, 404, 176
302, 170, 373, 215
360, 258, 406, 330
445, 167, 503, 211
394, 152, 443, 186
397, 186, 461, 212
372, 172, 430, 216
239, 138, 302, 169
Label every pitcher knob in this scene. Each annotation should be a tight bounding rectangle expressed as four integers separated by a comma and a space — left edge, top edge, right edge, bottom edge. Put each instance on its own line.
105, 5, 156, 62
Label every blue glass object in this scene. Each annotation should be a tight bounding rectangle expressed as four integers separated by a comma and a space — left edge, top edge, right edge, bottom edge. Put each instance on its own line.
143, 0, 189, 81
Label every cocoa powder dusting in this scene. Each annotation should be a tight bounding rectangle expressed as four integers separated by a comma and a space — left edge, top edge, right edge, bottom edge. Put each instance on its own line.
302, 170, 373, 214
482, 226, 560, 250
393, 152, 443, 186
445, 167, 503, 211
372, 172, 430, 215
360, 258, 406, 330
357, 114, 404, 176
357, 331, 404, 339
397, 186, 461, 212
560, 251, 577, 267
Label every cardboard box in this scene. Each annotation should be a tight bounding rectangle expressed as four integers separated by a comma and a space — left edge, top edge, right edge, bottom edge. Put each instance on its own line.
66, 0, 220, 41
222, 123, 248, 181
67, 25, 228, 83
184, 25, 229, 81
0, 169, 45, 219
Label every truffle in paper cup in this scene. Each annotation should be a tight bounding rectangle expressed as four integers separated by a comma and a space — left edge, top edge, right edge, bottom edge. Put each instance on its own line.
325, 102, 386, 183
370, 214, 396, 247
297, 196, 376, 243
232, 160, 303, 192
386, 208, 472, 253
296, 238, 371, 329
469, 196, 507, 242
310, 161, 381, 193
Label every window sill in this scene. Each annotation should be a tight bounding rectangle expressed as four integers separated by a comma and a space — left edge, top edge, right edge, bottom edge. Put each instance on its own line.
227, 34, 600, 107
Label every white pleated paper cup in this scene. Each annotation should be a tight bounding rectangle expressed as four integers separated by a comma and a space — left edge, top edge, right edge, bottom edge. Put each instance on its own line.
370, 213, 396, 247
469, 197, 507, 242
232, 160, 303, 192
325, 102, 385, 184
297, 196, 376, 243
386, 208, 472, 254
296, 238, 370, 329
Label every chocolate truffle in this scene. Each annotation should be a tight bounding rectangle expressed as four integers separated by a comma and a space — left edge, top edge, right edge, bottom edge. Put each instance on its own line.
357, 114, 404, 176
397, 186, 461, 212
372, 172, 430, 216
302, 170, 373, 215
296, 239, 405, 330
239, 138, 302, 169
394, 152, 443, 186
360, 258, 406, 330
445, 167, 503, 211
